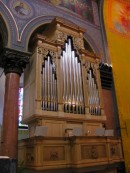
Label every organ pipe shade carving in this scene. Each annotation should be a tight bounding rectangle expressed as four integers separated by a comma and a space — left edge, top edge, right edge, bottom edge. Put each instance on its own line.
61, 37, 85, 114
87, 68, 101, 115
41, 55, 58, 111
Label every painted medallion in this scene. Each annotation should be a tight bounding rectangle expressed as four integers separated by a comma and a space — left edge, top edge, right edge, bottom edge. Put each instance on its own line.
11, 0, 33, 18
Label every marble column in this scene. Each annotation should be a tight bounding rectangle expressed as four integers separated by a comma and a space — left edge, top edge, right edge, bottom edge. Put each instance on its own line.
0, 48, 30, 159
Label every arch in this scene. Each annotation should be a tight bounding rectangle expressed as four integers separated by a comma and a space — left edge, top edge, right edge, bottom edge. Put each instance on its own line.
19, 15, 100, 54
84, 32, 100, 54
19, 16, 54, 51
0, 1, 19, 48
98, 0, 111, 64
0, 16, 8, 48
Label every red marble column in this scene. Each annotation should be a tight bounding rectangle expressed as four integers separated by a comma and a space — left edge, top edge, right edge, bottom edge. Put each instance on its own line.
1, 73, 20, 158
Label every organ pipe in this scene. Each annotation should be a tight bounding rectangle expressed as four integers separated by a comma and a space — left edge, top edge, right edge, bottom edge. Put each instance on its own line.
61, 37, 85, 114
87, 68, 101, 115
42, 55, 58, 111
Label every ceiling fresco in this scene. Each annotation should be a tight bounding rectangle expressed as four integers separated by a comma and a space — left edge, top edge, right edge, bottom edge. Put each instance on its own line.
45, 0, 94, 23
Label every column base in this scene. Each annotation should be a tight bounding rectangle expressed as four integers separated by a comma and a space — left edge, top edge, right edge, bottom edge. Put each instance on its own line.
0, 157, 17, 173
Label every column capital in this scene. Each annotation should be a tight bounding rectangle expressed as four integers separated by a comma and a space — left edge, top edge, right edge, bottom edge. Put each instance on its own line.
0, 47, 31, 76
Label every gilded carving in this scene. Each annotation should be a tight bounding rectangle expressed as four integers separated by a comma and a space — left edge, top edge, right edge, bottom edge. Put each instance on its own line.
91, 146, 98, 159
57, 31, 67, 42
56, 31, 84, 50
110, 144, 119, 157
81, 145, 106, 160
57, 47, 62, 59
85, 61, 91, 71
26, 153, 34, 163
38, 47, 57, 68
43, 146, 65, 161
50, 151, 59, 160
36, 119, 42, 126
37, 47, 43, 55
26, 147, 34, 163
73, 37, 84, 49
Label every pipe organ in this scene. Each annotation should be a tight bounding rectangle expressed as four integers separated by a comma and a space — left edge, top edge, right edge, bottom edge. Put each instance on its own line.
41, 54, 58, 111
19, 18, 124, 173
23, 17, 107, 140
61, 37, 85, 114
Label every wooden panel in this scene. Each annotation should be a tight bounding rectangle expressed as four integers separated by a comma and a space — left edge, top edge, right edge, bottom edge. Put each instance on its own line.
18, 148, 25, 163
45, 121, 64, 137
29, 126, 35, 137
85, 123, 101, 136
26, 147, 35, 164
23, 87, 30, 119
18, 136, 123, 171
66, 122, 83, 129
110, 143, 120, 158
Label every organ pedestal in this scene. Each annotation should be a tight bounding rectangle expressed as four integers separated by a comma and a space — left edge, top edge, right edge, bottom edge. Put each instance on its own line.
18, 18, 123, 172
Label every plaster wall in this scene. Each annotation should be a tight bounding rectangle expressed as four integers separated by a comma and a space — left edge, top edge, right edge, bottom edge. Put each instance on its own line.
0, 68, 5, 126
104, 0, 130, 172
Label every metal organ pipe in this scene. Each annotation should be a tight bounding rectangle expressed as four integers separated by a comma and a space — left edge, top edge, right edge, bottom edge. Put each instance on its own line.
42, 65, 45, 109
87, 68, 100, 115
42, 55, 58, 111
50, 62, 53, 110
48, 56, 50, 108
45, 60, 47, 109
61, 38, 85, 114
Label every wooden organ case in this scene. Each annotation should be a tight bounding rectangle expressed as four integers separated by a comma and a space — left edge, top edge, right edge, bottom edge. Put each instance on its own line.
19, 18, 123, 172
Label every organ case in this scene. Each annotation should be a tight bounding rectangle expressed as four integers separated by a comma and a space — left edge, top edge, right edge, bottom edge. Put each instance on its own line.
23, 18, 106, 138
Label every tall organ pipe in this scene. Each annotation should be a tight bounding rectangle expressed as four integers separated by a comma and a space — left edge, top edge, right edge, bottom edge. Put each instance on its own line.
42, 55, 58, 111
87, 68, 100, 115
42, 65, 45, 109
61, 38, 85, 114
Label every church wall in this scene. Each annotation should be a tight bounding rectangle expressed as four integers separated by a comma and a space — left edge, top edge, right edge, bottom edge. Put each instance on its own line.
104, 0, 130, 172
0, 68, 5, 143
0, 0, 125, 172
0, 68, 5, 126
102, 89, 116, 134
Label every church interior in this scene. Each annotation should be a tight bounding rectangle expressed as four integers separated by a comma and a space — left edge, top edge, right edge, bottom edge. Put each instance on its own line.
0, 0, 130, 173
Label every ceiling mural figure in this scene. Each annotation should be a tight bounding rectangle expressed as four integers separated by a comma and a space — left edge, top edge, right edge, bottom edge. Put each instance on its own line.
108, 0, 130, 37
11, 0, 33, 18
14, 2, 29, 15
45, 0, 94, 23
